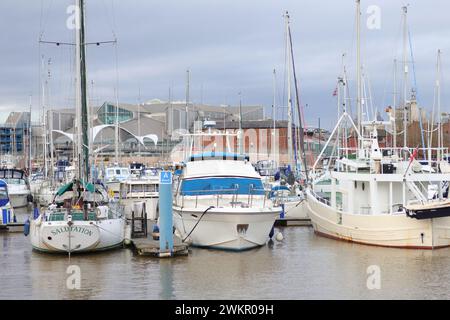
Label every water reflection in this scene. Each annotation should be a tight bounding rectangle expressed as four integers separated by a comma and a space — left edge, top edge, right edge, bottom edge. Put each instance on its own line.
159, 260, 175, 299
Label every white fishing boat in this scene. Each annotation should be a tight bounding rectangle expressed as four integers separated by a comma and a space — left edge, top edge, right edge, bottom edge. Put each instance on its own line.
28, 0, 125, 253
173, 150, 281, 251
305, 1, 450, 249
0, 168, 31, 209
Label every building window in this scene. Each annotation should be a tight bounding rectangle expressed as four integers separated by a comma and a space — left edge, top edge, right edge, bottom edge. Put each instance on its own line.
98, 103, 133, 124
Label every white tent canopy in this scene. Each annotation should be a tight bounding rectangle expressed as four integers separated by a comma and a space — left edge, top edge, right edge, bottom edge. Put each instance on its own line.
52, 125, 158, 147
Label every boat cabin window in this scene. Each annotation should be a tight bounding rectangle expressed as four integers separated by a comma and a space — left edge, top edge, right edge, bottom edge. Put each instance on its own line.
107, 169, 115, 176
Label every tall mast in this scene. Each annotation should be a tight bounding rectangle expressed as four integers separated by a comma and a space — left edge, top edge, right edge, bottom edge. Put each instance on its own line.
49, 109, 54, 182
356, 0, 362, 149
402, 5, 408, 149
272, 69, 276, 161
185, 69, 190, 132
437, 49, 442, 162
287, 12, 309, 182
77, 0, 89, 181
28, 95, 32, 172
285, 11, 293, 168
238, 92, 243, 155
138, 87, 141, 157
41, 55, 48, 179
393, 59, 397, 150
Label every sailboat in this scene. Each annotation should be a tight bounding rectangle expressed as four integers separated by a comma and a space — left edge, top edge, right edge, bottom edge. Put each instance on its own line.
305, 1, 450, 249
29, 0, 125, 253
269, 12, 309, 221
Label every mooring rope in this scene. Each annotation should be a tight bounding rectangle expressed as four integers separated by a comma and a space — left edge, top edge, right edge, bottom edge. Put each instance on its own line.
182, 206, 215, 243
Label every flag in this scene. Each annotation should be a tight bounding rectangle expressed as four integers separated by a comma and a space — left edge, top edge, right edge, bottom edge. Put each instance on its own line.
332, 87, 337, 96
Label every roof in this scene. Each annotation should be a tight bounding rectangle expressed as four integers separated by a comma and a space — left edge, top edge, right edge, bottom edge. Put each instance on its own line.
212, 119, 291, 129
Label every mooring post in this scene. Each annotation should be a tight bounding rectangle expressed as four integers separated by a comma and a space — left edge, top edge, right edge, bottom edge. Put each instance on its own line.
159, 170, 174, 255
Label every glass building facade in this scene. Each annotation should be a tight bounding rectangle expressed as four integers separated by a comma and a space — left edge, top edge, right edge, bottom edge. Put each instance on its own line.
98, 102, 133, 124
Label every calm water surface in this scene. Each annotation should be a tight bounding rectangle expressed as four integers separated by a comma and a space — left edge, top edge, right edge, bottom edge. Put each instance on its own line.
1, 215, 450, 299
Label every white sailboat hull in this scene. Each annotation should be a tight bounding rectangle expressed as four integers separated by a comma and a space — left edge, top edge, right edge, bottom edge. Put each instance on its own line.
306, 189, 450, 249
283, 199, 309, 219
30, 217, 125, 253
173, 206, 280, 251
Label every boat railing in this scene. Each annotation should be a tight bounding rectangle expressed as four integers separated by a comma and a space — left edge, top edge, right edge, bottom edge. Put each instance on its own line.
310, 190, 331, 206
180, 187, 267, 209
337, 146, 448, 164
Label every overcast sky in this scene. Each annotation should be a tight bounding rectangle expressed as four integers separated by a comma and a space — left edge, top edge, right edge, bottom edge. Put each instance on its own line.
0, 0, 449, 129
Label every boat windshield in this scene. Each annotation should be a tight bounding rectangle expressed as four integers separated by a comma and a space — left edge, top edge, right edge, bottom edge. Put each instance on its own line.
180, 177, 264, 196
0, 187, 8, 206
3, 178, 25, 185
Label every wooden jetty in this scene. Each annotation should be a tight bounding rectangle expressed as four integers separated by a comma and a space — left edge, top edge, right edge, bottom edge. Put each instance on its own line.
275, 218, 311, 227
129, 214, 189, 258
132, 236, 189, 257
0, 223, 25, 233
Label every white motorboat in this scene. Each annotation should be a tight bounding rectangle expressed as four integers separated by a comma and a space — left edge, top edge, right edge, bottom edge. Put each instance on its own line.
173, 151, 281, 251
0, 169, 31, 210
104, 165, 131, 198
0, 180, 15, 227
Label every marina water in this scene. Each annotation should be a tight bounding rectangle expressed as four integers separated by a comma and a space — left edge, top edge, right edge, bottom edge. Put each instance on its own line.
2, 209, 450, 299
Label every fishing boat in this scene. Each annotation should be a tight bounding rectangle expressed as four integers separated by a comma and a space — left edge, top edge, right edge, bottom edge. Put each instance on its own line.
173, 150, 281, 251
0, 168, 31, 209
305, 1, 450, 249
28, 0, 125, 253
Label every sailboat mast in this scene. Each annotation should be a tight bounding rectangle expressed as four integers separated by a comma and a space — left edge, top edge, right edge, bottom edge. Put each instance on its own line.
437, 49, 442, 162
272, 69, 276, 161
49, 109, 54, 182
285, 12, 293, 168
402, 5, 408, 149
287, 15, 309, 183
356, 0, 362, 150
41, 56, 48, 179
185, 69, 190, 132
29, 95, 32, 172
77, 0, 89, 181
238, 92, 243, 155
393, 59, 397, 150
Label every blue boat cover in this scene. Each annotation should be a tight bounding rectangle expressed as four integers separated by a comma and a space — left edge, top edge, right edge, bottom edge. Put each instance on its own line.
181, 177, 264, 196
